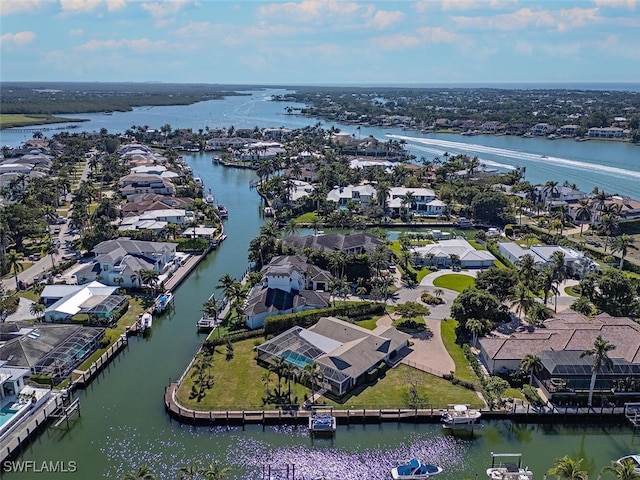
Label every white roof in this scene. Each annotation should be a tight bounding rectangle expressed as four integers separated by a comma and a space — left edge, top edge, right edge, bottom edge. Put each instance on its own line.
45, 282, 119, 317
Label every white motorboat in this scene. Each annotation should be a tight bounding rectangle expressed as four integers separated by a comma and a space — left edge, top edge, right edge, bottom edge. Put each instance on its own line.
617, 455, 640, 473
391, 459, 443, 479
486, 453, 533, 480
441, 404, 481, 428
153, 292, 174, 313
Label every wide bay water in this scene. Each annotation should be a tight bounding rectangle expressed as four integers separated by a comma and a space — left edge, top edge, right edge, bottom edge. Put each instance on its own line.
1, 90, 639, 479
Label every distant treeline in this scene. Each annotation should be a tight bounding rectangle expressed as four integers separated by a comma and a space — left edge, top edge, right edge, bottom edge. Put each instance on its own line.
0, 82, 268, 115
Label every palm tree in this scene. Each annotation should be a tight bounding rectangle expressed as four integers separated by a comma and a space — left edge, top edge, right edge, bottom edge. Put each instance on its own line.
571, 296, 593, 316
612, 234, 635, 270
5, 249, 24, 290
519, 353, 542, 385
574, 199, 591, 235
601, 459, 640, 480
179, 461, 202, 480
121, 465, 156, 480
29, 302, 45, 322
465, 318, 483, 347
509, 283, 535, 324
518, 254, 537, 289
543, 180, 559, 206
580, 335, 616, 407
547, 456, 588, 480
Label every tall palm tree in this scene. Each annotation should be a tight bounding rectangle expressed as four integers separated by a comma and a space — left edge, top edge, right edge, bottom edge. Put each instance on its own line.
509, 283, 535, 325
465, 318, 484, 347
580, 335, 616, 407
612, 234, 635, 270
518, 254, 537, 290
574, 199, 591, 235
121, 465, 156, 480
547, 456, 588, 480
571, 296, 593, 316
29, 302, 45, 322
601, 459, 640, 480
520, 354, 543, 385
5, 249, 23, 290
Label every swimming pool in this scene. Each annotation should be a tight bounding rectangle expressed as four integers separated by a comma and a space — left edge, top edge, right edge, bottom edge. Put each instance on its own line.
0, 402, 21, 427
280, 349, 312, 369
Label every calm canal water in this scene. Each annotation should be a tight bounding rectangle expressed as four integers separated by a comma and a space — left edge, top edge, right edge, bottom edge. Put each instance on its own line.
1, 90, 638, 479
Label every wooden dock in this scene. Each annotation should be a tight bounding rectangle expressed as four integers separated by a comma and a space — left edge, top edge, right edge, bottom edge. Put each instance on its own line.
0, 393, 65, 463
164, 382, 629, 428
72, 335, 128, 389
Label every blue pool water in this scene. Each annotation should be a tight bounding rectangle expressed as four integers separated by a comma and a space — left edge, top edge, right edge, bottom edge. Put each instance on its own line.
281, 349, 312, 368
0, 403, 19, 427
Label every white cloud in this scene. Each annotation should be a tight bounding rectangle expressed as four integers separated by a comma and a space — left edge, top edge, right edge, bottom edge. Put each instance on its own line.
514, 40, 533, 55
69, 28, 85, 36
106, 0, 126, 11
592, 0, 637, 8
370, 33, 422, 51
368, 10, 405, 29
140, 0, 198, 18
417, 26, 460, 43
60, 0, 103, 14
0, 0, 43, 16
76, 38, 167, 53
0, 31, 37, 47
452, 6, 602, 31
413, 0, 518, 13
258, 1, 361, 24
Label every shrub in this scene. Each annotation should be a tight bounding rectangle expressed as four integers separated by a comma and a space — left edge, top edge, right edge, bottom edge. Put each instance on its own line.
522, 384, 544, 407
420, 292, 444, 305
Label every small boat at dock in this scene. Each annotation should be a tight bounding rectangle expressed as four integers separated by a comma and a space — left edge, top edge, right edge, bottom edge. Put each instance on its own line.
153, 292, 174, 313
309, 412, 336, 436
441, 404, 481, 429
217, 205, 228, 219
486, 453, 532, 480
137, 312, 153, 333
616, 454, 640, 473
194, 177, 203, 187
391, 459, 443, 480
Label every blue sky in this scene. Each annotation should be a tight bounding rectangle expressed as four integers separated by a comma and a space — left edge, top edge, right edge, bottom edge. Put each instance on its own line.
1, 0, 639, 85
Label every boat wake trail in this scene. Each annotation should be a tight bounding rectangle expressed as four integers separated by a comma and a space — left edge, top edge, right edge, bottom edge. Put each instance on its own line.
388, 134, 640, 180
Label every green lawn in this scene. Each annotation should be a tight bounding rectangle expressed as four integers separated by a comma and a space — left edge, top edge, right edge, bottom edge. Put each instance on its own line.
440, 319, 477, 384
432, 274, 475, 292
294, 212, 319, 224
77, 296, 146, 371
176, 337, 484, 411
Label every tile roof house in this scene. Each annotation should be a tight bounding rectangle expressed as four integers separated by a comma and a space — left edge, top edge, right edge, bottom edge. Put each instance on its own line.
73, 238, 178, 288
478, 312, 640, 403
244, 255, 332, 329
256, 316, 409, 396
281, 232, 385, 255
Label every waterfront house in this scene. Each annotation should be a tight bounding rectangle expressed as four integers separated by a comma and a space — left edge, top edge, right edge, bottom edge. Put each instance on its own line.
231, 141, 285, 163
588, 126, 627, 139
244, 255, 332, 329
256, 316, 409, 397
387, 187, 445, 216
73, 238, 178, 288
118, 208, 190, 233
0, 323, 105, 382
326, 184, 376, 206
410, 238, 496, 269
478, 312, 640, 404
281, 232, 385, 255
497, 242, 599, 279
530, 123, 554, 136
41, 281, 127, 323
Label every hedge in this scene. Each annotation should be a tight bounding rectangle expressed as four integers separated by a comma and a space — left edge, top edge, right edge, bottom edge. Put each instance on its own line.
263, 302, 385, 335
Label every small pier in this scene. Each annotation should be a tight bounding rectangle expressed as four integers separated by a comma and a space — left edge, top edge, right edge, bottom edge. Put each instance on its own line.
625, 402, 640, 429
50, 396, 81, 428
72, 335, 128, 389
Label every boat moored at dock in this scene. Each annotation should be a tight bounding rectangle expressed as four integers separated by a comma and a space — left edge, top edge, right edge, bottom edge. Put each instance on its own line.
441, 404, 481, 429
309, 412, 336, 436
486, 453, 533, 480
153, 292, 174, 313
